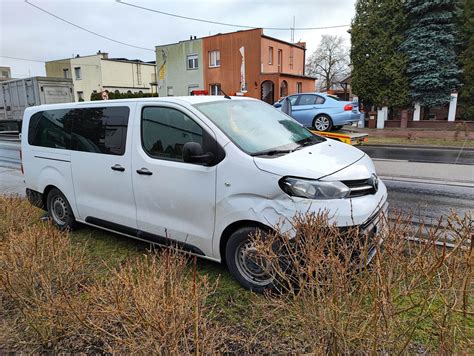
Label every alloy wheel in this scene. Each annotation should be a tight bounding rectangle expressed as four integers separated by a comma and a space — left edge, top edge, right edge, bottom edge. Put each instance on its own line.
314, 116, 330, 131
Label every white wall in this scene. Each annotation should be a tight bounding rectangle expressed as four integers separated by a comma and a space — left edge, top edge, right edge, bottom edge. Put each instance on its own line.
101, 60, 155, 92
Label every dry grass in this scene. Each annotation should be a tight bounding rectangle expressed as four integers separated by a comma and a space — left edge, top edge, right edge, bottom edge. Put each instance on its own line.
0, 195, 472, 353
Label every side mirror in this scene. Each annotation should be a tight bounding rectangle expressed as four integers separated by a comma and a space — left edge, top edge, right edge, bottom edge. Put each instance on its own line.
274, 102, 282, 108
182, 142, 214, 165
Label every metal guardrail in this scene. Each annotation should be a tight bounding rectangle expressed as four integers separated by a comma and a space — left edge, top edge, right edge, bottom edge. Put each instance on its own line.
0, 132, 21, 142
0, 133, 21, 169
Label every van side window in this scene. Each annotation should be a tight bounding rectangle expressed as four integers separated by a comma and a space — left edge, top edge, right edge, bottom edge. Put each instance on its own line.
142, 107, 203, 162
28, 109, 74, 149
72, 107, 129, 155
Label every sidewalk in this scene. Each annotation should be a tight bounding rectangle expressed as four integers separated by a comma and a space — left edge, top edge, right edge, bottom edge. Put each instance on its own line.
374, 160, 474, 187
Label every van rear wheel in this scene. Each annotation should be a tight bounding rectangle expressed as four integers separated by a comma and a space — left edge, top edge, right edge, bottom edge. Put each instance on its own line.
225, 227, 274, 293
46, 188, 76, 231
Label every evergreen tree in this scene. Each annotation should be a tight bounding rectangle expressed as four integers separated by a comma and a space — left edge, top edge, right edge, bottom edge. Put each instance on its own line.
351, 0, 410, 108
459, 0, 474, 119
400, 0, 462, 108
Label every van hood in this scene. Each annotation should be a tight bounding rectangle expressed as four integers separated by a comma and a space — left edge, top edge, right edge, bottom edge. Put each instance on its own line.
253, 140, 366, 179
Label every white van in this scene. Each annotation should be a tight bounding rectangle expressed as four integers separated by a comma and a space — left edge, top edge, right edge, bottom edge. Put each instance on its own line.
21, 96, 387, 292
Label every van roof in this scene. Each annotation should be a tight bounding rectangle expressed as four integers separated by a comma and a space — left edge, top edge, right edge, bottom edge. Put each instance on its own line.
26, 96, 256, 111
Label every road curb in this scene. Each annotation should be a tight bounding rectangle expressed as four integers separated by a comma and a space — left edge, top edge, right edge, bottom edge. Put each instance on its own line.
363, 143, 474, 151
380, 175, 474, 188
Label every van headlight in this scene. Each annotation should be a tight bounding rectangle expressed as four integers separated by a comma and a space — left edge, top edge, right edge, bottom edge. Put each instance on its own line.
279, 177, 350, 199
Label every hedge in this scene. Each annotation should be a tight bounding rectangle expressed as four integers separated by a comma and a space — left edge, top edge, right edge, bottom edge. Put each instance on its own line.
90, 91, 158, 101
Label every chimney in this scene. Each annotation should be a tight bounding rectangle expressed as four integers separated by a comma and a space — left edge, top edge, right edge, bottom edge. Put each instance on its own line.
190, 35, 193, 40
194, 36, 197, 39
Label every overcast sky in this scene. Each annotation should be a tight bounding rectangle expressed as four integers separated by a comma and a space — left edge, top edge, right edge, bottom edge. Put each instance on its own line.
0, 0, 355, 78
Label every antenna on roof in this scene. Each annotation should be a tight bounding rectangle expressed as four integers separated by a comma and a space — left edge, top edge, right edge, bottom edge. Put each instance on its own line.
219, 87, 231, 99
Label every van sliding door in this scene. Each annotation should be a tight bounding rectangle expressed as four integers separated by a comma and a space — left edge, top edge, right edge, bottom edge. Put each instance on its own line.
70, 104, 137, 229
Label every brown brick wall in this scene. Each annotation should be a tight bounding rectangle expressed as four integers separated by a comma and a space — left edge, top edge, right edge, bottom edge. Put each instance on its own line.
202, 28, 262, 98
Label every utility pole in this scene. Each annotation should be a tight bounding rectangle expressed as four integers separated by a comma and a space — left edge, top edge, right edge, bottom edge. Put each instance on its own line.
290, 16, 295, 43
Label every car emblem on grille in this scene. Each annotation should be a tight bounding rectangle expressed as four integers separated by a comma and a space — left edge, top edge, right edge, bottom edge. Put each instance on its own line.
370, 173, 379, 192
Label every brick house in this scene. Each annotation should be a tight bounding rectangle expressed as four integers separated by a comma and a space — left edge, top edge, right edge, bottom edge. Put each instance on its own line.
156, 28, 316, 103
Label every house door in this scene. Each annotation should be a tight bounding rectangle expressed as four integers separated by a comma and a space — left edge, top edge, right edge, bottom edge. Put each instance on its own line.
261, 80, 274, 104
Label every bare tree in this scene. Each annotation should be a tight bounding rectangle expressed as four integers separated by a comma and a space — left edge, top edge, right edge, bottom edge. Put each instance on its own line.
306, 35, 350, 92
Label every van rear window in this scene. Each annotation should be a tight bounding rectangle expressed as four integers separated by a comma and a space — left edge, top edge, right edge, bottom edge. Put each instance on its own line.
28, 106, 130, 155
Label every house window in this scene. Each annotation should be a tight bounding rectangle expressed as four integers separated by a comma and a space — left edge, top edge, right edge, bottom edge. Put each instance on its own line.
277, 50, 282, 72
268, 46, 273, 65
167, 86, 174, 96
210, 84, 221, 95
74, 67, 82, 80
187, 54, 199, 70
77, 91, 84, 101
297, 82, 302, 93
63, 68, 70, 79
209, 50, 220, 68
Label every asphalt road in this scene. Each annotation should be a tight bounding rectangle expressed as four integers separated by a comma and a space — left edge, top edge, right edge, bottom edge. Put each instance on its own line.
359, 145, 474, 165
384, 179, 473, 225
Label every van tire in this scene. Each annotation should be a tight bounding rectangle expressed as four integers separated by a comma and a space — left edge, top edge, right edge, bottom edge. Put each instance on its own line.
46, 188, 76, 231
225, 227, 275, 293
313, 114, 333, 132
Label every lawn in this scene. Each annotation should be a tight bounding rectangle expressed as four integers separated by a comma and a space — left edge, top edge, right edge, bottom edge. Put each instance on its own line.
1, 196, 472, 353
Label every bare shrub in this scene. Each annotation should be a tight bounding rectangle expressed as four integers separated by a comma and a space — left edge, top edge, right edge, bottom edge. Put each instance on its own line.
0, 221, 91, 351
83, 252, 221, 354
253, 210, 473, 353
0, 196, 222, 353
0, 195, 40, 238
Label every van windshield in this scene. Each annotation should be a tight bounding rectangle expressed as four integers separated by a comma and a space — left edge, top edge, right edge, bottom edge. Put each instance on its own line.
194, 100, 325, 156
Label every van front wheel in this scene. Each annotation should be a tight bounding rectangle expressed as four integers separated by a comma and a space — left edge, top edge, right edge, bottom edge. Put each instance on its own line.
225, 227, 274, 293
46, 188, 76, 231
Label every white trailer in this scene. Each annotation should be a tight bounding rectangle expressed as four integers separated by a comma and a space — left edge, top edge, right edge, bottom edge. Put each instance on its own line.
0, 77, 74, 121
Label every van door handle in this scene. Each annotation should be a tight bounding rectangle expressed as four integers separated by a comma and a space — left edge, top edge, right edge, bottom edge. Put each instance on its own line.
111, 164, 125, 172
136, 168, 153, 176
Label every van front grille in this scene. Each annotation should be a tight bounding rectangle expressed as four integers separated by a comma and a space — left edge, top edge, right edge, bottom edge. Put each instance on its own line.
342, 178, 377, 198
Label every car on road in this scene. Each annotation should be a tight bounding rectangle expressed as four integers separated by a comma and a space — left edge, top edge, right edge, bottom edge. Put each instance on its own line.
274, 93, 360, 132
21, 96, 387, 292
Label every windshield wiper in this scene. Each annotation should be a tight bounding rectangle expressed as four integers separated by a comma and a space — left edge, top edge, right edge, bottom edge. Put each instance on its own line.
295, 137, 320, 149
251, 149, 293, 157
